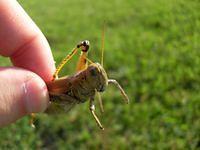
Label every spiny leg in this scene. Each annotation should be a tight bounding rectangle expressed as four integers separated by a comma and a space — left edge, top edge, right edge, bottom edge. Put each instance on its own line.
76, 40, 90, 72
89, 97, 104, 130
53, 40, 90, 80
53, 47, 79, 80
76, 51, 88, 72
108, 79, 130, 104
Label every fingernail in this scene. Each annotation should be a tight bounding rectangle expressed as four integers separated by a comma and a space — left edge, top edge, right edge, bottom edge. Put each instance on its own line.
23, 76, 49, 113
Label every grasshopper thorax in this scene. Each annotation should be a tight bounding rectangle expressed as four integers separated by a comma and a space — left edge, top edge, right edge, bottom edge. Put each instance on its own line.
86, 63, 108, 92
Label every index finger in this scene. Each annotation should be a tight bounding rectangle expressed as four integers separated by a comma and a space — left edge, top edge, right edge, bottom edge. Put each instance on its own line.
0, 0, 55, 82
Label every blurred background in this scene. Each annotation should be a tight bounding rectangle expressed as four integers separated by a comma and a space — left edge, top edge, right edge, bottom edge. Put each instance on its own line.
0, 0, 199, 149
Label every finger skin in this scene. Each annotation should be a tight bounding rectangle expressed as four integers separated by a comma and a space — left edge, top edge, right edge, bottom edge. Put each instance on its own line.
0, 67, 49, 127
0, 0, 55, 82
0, 0, 56, 126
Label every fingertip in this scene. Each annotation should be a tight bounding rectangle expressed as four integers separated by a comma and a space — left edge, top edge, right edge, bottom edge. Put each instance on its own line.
0, 67, 49, 127
23, 75, 49, 113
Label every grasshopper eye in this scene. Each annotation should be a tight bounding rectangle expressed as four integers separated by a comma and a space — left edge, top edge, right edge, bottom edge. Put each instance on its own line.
90, 68, 98, 77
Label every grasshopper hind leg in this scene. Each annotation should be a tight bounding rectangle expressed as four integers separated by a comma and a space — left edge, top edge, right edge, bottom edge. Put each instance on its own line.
52, 47, 79, 80
76, 40, 90, 72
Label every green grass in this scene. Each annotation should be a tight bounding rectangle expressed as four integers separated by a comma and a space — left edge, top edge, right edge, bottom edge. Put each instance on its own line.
0, 0, 200, 149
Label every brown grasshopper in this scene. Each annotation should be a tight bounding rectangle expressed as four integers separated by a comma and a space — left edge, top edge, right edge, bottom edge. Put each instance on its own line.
31, 29, 129, 130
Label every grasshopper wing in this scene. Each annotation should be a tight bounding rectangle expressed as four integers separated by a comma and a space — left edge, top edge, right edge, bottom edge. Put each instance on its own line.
45, 93, 78, 114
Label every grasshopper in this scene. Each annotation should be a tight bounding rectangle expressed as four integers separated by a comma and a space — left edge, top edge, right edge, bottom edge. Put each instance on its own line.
31, 28, 129, 130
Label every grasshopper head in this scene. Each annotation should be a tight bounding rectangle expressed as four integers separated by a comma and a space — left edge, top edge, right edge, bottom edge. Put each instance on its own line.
86, 63, 108, 92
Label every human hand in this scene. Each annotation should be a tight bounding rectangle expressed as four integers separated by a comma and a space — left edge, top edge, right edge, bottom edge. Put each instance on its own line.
0, 0, 55, 127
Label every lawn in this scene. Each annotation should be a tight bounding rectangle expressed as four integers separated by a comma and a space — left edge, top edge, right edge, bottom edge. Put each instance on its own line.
0, 0, 199, 149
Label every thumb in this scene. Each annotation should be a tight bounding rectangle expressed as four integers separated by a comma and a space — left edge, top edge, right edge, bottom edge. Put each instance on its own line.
0, 67, 49, 127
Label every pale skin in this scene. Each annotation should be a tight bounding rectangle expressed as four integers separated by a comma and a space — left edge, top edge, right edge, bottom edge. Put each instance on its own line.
0, 0, 55, 127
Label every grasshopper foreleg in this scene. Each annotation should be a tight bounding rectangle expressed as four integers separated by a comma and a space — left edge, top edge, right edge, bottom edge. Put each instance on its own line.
108, 79, 130, 104
89, 97, 104, 130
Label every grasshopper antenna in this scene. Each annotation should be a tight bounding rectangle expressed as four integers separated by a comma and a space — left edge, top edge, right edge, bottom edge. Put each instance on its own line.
96, 22, 106, 113
100, 21, 106, 67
